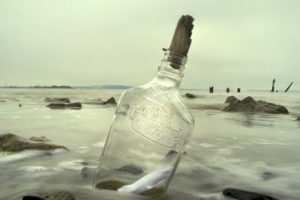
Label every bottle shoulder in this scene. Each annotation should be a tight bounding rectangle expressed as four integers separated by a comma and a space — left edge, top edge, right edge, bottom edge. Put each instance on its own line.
119, 83, 194, 126
114, 83, 194, 149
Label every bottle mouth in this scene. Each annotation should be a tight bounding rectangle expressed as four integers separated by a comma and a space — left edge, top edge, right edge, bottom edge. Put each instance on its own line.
159, 50, 186, 78
163, 50, 187, 70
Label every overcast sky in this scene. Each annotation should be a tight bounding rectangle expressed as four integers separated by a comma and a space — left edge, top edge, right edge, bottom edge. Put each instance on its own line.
0, 0, 299, 90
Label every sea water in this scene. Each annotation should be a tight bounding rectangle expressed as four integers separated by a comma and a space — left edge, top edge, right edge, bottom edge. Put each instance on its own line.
0, 88, 299, 200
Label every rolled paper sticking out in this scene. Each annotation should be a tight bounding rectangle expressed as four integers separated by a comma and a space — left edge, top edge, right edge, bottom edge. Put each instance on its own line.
118, 166, 173, 194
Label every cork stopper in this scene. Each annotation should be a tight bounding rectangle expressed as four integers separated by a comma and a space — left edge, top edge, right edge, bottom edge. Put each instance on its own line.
167, 15, 194, 69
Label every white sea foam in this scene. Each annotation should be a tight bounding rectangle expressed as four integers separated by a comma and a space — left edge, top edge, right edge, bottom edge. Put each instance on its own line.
0, 151, 45, 163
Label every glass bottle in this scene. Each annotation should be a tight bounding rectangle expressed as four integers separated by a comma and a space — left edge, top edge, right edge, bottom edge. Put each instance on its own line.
93, 50, 195, 197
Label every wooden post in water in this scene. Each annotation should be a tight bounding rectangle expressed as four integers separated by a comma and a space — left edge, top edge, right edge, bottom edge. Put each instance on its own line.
284, 82, 293, 93
271, 79, 275, 92
226, 88, 230, 93
237, 88, 241, 93
209, 86, 214, 93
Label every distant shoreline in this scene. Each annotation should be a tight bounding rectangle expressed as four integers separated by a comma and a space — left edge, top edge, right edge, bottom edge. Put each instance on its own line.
0, 85, 299, 92
0, 85, 73, 89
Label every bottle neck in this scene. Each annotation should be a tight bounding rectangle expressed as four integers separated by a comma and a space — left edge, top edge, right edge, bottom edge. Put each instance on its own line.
154, 51, 187, 89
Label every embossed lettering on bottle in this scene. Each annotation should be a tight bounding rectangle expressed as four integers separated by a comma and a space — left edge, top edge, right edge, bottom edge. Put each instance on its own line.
127, 86, 185, 148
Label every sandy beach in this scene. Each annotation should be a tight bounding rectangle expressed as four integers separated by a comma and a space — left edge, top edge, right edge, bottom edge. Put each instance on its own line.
0, 88, 299, 200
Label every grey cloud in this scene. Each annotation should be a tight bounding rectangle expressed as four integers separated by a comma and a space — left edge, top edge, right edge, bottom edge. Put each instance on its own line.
0, 0, 299, 90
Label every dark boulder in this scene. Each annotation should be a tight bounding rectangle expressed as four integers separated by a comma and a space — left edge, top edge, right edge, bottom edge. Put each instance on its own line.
95, 180, 125, 190
67, 102, 82, 108
166, 150, 186, 158
44, 97, 70, 104
23, 196, 44, 200
296, 117, 300, 121
225, 96, 238, 104
0, 133, 68, 152
261, 171, 278, 181
47, 102, 82, 109
166, 150, 178, 158
23, 191, 75, 200
103, 97, 117, 105
222, 188, 278, 200
223, 96, 288, 114
80, 167, 96, 178
83, 97, 116, 105
116, 165, 143, 175
185, 93, 197, 99
29, 136, 50, 142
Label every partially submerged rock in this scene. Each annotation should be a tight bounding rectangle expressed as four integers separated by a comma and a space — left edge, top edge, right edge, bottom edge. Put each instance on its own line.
261, 171, 278, 181
44, 97, 70, 104
47, 102, 82, 109
103, 97, 117, 105
29, 136, 50, 142
225, 96, 238, 104
166, 150, 178, 158
23, 191, 75, 200
222, 188, 278, 200
80, 167, 95, 178
83, 97, 116, 106
95, 180, 125, 190
0, 133, 68, 152
184, 93, 197, 99
116, 165, 143, 175
223, 96, 289, 114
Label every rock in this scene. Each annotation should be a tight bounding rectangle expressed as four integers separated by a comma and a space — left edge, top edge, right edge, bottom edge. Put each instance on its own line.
222, 188, 278, 200
46, 103, 66, 109
29, 136, 50, 142
80, 167, 95, 178
80, 161, 89, 166
225, 96, 238, 104
19, 104, 22, 107
103, 97, 117, 105
0, 133, 68, 152
23, 191, 75, 200
67, 102, 82, 109
223, 96, 289, 114
262, 172, 278, 181
166, 150, 178, 158
44, 97, 70, 104
83, 97, 117, 105
184, 93, 197, 99
296, 117, 300, 121
46, 102, 82, 109
166, 150, 186, 158
95, 180, 125, 190
23, 196, 45, 200
0, 99, 6, 102
116, 165, 143, 175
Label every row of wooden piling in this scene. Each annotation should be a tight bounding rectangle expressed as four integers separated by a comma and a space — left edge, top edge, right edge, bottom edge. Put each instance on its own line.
207, 79, 294, 93
209, 86, 241, 93
271, 79, 293, 93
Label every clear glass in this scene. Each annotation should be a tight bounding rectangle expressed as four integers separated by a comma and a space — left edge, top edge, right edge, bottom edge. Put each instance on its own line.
93, 51, 195, 197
